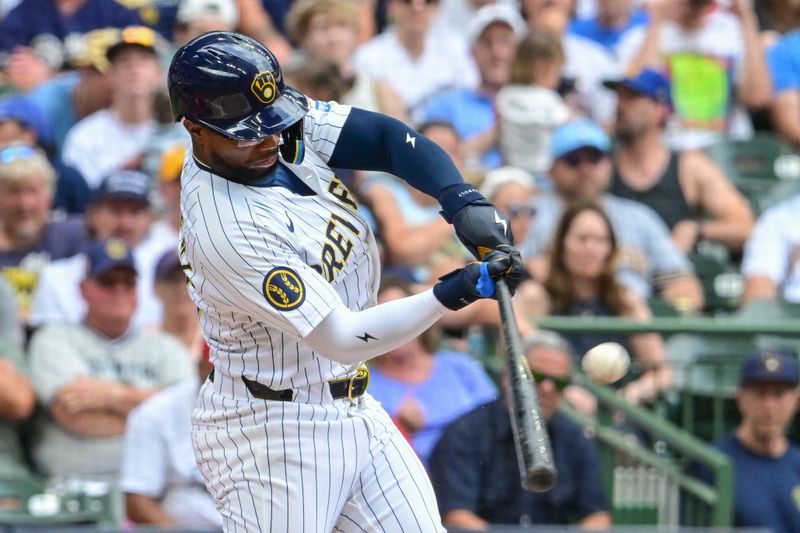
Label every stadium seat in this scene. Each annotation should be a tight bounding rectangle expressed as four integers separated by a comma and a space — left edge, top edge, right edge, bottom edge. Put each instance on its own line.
688, 250, 744, 315
703, 133, 800, 215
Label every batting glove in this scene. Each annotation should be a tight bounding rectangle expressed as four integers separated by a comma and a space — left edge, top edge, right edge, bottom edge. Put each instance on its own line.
433, 252, 514, 311
438, 183, 515, 259
484, 244, 525, 295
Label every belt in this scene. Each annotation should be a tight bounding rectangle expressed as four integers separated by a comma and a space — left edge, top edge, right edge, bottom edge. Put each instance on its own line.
209, 366, 370, 402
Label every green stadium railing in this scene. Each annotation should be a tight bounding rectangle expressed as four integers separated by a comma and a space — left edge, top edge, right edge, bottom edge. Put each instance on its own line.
561, 376, 733, 527
534, 313, 800, 526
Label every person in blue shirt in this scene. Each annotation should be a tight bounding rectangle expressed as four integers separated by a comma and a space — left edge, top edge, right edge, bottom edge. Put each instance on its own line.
568, 0, 648, 55
422, 3, 526, 173
767, 30, 800, 148
711, 349, 800, 533
429, 330, 611, 530
368, 276, 497, 467
0, 0, 142, 90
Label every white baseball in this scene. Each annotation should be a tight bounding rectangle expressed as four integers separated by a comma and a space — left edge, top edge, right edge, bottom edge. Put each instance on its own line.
582, 342, 631, 384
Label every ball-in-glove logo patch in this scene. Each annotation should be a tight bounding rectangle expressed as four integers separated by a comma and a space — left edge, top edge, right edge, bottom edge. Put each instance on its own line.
263, 267, 305, 310
251, 71, 278, 104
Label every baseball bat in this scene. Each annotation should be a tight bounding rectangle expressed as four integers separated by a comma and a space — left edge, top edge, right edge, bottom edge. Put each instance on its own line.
495, 278, 558, 492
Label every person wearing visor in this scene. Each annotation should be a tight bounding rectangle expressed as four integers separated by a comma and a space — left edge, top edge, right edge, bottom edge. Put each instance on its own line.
168, 31, 524, 532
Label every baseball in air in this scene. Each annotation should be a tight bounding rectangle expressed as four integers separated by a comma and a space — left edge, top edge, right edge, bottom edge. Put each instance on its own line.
582, 342, 631, 384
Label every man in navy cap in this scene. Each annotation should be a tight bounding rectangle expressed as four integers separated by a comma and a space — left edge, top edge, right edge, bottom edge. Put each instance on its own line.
605, 68, 754, 256
28, 238, 193, 482
712, 349, 800, 533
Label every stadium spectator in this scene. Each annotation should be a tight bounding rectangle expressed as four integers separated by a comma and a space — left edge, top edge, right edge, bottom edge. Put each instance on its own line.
533, 201, 671, 405
29, 170, 176, 330
25, 27, 115, 157
0, 335, 36, 481
286, 0, 406, 121
172, 0, 239, 45
153, 250, 205, 360
617, 0, 772, 149
234, 0, 294, 61
422, 3, 526, 172
62, 26, 162, 190
0, 144, 85, 323
495, 29, 571, 180
0, 278, 23, 350
353, 0, 479, 122
568, 0, 648, 54
741, 193, 800, 305
120, 353, 217, 528
606, 69, 754, 254
0, 0, 142, 90
28, 239, 193, 481
522, 0, 621, 125
479, 166, 537, 248
0, 96, 91, 215
429, 330, 611, 530
767, 29, 800, 148
710, 350, 800, 532
368, 277, 497, 466
522, 118, 704, 312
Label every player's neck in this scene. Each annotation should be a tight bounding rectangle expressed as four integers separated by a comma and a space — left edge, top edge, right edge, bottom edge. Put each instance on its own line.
736, 425, 788, 458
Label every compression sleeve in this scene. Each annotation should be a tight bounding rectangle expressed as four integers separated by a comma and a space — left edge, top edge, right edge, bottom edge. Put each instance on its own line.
327, 107, 463, 199
304, 289, 448, 364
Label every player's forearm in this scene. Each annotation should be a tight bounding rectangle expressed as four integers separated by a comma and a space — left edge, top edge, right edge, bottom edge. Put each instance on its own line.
305, 290, 447, 364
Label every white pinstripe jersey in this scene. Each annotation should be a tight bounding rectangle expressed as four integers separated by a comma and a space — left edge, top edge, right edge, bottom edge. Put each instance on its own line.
179, 100, 379, 394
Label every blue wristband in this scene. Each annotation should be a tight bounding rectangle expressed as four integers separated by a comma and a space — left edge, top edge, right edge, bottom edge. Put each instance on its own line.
475, 262, 495, 297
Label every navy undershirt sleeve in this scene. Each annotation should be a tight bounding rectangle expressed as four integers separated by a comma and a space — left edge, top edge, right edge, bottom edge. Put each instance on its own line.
328, 107, 463, 199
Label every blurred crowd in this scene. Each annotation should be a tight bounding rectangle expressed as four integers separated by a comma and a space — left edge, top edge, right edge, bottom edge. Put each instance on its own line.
1, 0, 800, 530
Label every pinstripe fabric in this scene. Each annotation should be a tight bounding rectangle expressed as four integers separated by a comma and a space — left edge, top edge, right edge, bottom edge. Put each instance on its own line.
183, 99, 444, 532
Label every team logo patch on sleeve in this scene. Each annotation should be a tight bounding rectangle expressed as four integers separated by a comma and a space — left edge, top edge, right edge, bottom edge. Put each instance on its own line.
263, 267, 305, 310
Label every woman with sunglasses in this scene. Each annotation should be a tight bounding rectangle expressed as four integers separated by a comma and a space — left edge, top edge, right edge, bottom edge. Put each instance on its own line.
537, 201, 671, 408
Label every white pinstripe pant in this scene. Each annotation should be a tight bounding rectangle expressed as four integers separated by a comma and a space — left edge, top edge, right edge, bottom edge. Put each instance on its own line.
192, 381, 445, 533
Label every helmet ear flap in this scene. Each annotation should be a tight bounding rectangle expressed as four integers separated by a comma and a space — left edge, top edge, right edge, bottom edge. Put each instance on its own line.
279, 119, 305, 165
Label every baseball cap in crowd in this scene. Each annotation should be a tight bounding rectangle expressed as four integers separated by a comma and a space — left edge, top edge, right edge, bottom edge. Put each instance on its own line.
176, 0, 239, 27
93, 170, 153, 206
550, 118, 611, 161
106, 26, 160, 63
154, 250, 184, 282
479, 166, 535, 201
740, 349, 800, 387
603, 68, 672, 106
0, 97, 52, 145
86, 239, 137, 278
466, 3, 527, 46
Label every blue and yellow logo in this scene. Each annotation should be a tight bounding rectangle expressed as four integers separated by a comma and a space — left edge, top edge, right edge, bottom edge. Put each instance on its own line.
263, 267, 305, 311
251, 71, 277, 105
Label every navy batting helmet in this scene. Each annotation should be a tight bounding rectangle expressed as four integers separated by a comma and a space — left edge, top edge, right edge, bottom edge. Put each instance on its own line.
168, 32, 307, 162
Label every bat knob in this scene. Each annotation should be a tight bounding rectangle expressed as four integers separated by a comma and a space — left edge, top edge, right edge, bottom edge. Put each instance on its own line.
524, 466, 558, 492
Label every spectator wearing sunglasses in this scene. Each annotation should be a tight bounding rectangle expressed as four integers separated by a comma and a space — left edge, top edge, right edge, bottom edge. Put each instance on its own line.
607, 69, 754, 255
28, 239, 193, 483
429, 330, 611, 530
0, 144, 87, 324
522, 118, 704, 313
532, 201, 671, 409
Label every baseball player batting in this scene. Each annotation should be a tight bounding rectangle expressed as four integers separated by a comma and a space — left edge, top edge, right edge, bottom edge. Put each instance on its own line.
168, 32, 523, 533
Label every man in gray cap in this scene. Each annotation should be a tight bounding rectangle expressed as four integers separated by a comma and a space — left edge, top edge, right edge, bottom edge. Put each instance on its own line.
711, 349, 800, 533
